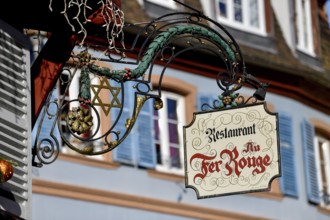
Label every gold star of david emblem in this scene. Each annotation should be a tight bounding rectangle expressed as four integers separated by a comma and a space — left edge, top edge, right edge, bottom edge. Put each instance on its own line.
91, 77, 122, 116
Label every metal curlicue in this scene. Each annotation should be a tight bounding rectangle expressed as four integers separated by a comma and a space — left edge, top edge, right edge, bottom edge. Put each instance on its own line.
32, 6, 268, 166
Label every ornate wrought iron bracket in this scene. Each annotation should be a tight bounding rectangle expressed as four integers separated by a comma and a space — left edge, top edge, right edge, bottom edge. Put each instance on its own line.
32, 9, 269, 167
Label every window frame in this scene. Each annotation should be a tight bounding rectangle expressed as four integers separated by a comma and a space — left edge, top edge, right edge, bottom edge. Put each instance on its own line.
145, 0, 178, 10
149, 74, 196, 178
154, 91, 186, 175
308, 118, 330, 211
314, 134, 330, 207
295, 0, 315, 56
214, 0, 267, 36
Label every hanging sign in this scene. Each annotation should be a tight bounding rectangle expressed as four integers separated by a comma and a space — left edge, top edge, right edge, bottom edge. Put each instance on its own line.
183, 103, 280, 199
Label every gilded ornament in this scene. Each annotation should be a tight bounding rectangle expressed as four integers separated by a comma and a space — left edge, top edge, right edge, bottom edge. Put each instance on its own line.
154, 98, 163, 110
67, 106, 94, 134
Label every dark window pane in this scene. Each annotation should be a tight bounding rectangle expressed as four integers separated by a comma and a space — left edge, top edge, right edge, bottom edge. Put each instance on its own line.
167, 98, 177, 120
156, 143, 162, 165
170, 146, 181, 168
234, 0, 243, 22
218, 1, 227, 17
168, 123, 179, 143
154, 119, 160, 140
234, 8, 242, 22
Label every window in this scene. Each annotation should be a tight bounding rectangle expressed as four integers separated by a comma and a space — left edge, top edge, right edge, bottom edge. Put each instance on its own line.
154, 92, 185, 175
110, 75, 195, 177
215, 0, 266, 35
111, 75, 195, 178
146, 0, 178, 10
111, 81, 157, 168
58, 69, 75, 141
295, 0, 314, 55
301, 119, 330, 206
302, 119, 321, 204
58, 69, 82, 154
58, 68, 104, 159
315, 134, 330, 207
279, 113, 298, 197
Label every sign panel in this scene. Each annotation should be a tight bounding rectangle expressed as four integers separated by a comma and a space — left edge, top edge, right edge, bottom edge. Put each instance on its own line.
184, 103, 280, 199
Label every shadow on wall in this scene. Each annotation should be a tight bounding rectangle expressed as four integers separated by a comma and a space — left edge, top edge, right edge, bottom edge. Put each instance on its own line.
0, 187, 23, 220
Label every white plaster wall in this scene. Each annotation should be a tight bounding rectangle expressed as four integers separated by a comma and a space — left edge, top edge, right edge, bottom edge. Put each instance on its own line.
201, 0, 213, 18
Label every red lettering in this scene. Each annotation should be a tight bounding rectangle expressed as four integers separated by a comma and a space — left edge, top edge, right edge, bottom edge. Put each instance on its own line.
190, 153, 217, 183
219, 147, 272, 177
189, 144, 273, 181
243, 141, 261, 153
220, 147, 239, 176
251, 154, 271, 175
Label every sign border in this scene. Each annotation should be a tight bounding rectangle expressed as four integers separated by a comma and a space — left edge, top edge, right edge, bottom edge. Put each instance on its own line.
183, 102, 281, 199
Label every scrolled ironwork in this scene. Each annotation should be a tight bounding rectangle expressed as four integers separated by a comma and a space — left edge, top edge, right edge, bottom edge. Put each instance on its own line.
32, 8, 269, 166
32, 89, 60, 167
